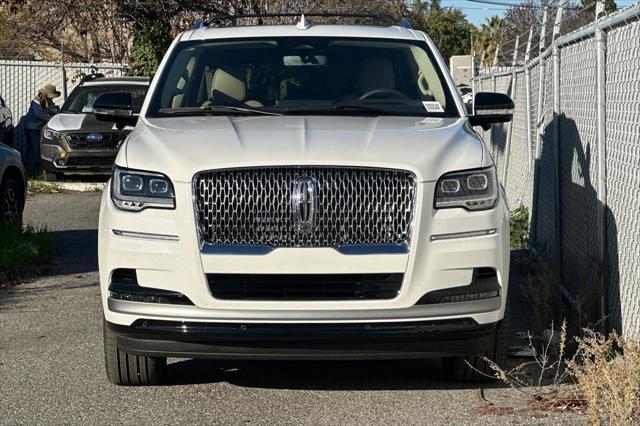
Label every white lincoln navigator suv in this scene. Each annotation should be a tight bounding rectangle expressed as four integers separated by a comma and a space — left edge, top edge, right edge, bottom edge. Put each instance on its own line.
97, 14, 514, 386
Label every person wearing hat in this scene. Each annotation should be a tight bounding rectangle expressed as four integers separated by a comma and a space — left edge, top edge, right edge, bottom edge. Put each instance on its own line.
23, 84, 60, 172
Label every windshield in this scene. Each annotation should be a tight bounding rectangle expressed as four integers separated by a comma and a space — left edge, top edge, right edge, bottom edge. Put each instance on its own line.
61, 84, 148, 114
146, 37, 458, 118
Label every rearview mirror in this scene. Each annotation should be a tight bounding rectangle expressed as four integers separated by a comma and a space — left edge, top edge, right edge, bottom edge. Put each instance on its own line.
283, 55, 327, 66
93, 92, 136, 129
469, 92, 514, 131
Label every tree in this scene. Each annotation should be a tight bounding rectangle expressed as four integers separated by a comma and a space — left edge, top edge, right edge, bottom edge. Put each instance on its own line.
474, 0, 562, 67
484, 0, 613, 66
126, 19, 172, 76
0, 0, 410, 67
0, 0, 130, 62
408, 0, 476, 61
583, 0, 616, 16
121, 0, 403, 76
473, 15, 502, 67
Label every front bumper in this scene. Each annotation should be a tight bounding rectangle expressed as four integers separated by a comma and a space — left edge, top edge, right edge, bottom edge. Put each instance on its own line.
107, 318, 497, 360
100, 178, 510, 328
40, 143, 115, 175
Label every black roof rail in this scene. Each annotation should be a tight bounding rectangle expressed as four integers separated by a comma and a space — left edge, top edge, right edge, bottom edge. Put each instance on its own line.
79, 72, 105, 84
205, 12, 400, 27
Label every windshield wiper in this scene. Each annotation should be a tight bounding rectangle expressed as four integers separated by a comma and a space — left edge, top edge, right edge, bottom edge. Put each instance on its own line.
332, 102, 417, 116
158, 105, 281, 116
279, 104, 399, 116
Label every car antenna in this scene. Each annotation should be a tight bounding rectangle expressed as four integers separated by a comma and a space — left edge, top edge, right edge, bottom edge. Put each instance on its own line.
296, 14, 311, 30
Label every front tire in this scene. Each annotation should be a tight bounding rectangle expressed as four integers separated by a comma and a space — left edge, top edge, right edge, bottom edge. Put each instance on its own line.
443, 304, 510, 382
0, 176, 23, 223
103, 320, 167, 386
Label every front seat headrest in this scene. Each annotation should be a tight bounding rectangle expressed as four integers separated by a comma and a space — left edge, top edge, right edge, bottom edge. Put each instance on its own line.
212, 67, 246, 102
357, 58, 396, 94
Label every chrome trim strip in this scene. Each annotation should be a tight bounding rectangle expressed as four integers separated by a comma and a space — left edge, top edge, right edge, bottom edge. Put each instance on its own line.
108, 296, 501, 322
200, 243, 410, 255
112, 229, 180, 241
335, 243, 410, 255
430, 228, 497, 241
201, 244, 274, 255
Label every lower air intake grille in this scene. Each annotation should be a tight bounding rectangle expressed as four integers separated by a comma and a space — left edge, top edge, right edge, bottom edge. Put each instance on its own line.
207, 273, 403, 301
66, 156, 115, 167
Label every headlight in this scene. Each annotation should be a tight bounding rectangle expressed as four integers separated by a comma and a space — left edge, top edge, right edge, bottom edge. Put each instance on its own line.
111, 165, 175, 211
434, 166, 498, 211
42, 128, 61, 141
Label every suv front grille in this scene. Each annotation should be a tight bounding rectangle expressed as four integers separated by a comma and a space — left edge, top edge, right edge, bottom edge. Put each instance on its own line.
66, 133, 122, 150
194, 167, 416, 248
207, 273, 403, 300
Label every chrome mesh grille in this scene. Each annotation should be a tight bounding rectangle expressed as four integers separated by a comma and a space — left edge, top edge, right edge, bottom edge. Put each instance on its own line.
194, 167, 416, 248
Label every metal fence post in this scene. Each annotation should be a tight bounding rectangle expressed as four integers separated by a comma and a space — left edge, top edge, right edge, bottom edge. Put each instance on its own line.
552, 1, 566, 267
477, 50, 486, 140
492, 44, 500, 78
60, 41, 68, 100
524, 28, 534, 173
491, 45, 500, 158
491, 44, 499, 93
534, 8, 549, 161
470, 50, 476, 105
595, 0, 609, 328
502, 36, 520, 185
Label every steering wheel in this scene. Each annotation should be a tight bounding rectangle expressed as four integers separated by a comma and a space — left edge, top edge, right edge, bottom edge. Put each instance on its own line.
359, 89, 409, 101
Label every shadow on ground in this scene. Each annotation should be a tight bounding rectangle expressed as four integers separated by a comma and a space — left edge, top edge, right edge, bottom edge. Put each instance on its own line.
164, 357, 506, 391
48, 229, 98, 275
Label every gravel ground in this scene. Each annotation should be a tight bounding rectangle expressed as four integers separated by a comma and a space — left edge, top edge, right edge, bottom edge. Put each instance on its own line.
0, 192, 586, 425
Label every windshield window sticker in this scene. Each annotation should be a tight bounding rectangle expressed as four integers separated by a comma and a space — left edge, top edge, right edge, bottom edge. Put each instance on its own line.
422, 101, 444, 113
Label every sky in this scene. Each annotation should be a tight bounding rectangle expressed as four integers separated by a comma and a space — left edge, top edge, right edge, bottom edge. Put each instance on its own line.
443, 0, 640, 27
442, 0, 509, 26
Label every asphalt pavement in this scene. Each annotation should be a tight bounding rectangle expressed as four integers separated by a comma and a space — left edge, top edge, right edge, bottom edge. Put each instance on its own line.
0, 192, 585, 425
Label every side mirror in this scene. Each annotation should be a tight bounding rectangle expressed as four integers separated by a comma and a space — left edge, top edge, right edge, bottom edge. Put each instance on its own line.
469, 92, 514, 131
93, 92, 136, 129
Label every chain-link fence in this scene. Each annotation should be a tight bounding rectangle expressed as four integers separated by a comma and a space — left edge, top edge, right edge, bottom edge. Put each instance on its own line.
473, 2, 640, 339
0, 60, 126, 118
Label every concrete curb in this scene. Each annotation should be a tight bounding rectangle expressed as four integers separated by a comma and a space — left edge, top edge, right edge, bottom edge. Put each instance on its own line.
29, 181, 107, 192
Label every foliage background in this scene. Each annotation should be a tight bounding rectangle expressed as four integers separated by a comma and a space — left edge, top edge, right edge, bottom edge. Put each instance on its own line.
0, 0, 619, 75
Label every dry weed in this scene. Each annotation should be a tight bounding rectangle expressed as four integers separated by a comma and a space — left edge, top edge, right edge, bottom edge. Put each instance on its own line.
480, 320, 571, 398
567, 330, 640, 425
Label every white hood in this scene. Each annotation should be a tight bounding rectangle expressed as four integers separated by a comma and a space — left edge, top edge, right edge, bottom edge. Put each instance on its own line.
123, 115, 487, 182
46, 113, 86, 131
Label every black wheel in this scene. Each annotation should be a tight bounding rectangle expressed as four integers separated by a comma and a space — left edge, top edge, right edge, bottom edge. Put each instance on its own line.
443, 303, 510, 382
0, 176, 23, 223
103, 320, 166, 386
43, 171, 61, 182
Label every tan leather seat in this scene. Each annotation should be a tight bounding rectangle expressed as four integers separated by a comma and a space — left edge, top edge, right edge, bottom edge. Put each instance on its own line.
204, 66, 262, 107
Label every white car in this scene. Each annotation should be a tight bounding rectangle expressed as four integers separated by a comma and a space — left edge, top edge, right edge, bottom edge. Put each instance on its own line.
96, 14, 514, 385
